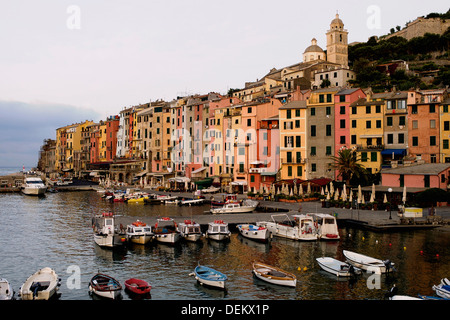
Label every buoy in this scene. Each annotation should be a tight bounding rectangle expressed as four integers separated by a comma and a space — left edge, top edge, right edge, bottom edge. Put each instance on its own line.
362, 236, 365, 241
297, 267, 301, 271
403, 247, 406, 250
303, 267, 308, 271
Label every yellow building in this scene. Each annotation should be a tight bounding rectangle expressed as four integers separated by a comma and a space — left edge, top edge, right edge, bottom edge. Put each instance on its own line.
279, 100, 307, 180
440, 97, 450, 163
349, 97, 385, 174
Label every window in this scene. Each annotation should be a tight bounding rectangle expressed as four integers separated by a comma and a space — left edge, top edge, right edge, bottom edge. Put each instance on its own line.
412, 136, 418, 146
351, 135, 357, 144
366, 121, 371, 129
296, 152, 302, 163
326, 107, 331, 115
288, 166, 292, 177
412, 105, 418, 114
340, 136, 346, 144
430, 104, 436, 113
327, 94, 332, 103
444, 105, 449, 113
286, 110, 291, 119
352, 120, 357, 128
248, 107, 252, 114
287, 152, 292, 163
387, 117, 393, 126
424, 175, 430, 188
340, 95, 345, 103
340, 119, 345, 128
376, 120, 381, 128
430, 136, 437, 146
445, 121, 450, 131
326, 146, 332, 155
319, 95, 324, 103
387, 134, 393, 144
430, 120, 436, 129
311, 125, 316, 137
247, 119, 251, 126
311, 163, 317, 172
444, 139, 449, 150
399, 116, 406, 126
310, 147, 316, 156
250, 175, 255, 182
295, 120, 300, 128
340, 106, 346, 114
295, 109, 300, 117
366, 106, 371, 114
431, 154, 437, 163
398, 133, 405, 144
412, 120, 418, 129
310, 108, 316, 116
352, 106, 357, 114
361, 152, 368, 162
326, 125, 332, 136
371, 152, 377, 162
297, 166, 303, 176
296, 136, 301, 147
376, 105, 381, 113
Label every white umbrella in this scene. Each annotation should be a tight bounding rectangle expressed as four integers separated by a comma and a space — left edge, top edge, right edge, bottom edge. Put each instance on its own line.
326, 192, 330, 201
342, 190, 347, 202
371, 183, 376, 202
343, 184, 347, 198
370, 192, 375, 203
349, 189, 353, 203
321, 187, 324, 196
325, 185, 329, 194
307, 182, 311, 195
402, 186, 407, 203
293, 183, 298, 195
299, 184, 303, 196
383, 193, 388, 203
361, 195, 365, 204
334, 189, 339, 201
330, 182, 334, 197
290, 188, 293, 197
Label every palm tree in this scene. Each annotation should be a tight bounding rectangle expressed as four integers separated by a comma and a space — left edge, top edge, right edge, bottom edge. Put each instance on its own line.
329, 148, 368, 186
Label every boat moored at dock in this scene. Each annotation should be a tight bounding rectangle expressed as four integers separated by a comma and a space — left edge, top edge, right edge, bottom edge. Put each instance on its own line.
153, 217, 182, 244
126, 220, 154, 245
21, 176, 47, 196
256, 214, 318, 241
177, 219, 203, 242
92, 212, 127, 248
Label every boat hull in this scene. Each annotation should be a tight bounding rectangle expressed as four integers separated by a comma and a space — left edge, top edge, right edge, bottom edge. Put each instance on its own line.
210, 206, 257, 214
343, 250, 388, 274
237, 224, 270, 242
128, 235, 153, 245
206, 232, 230, 241
94, 233, 127, 248
22, 187, 46, 196
258, 221, 317, 241
252, 262, 296, 287
0, 279, 14, 300
316, 257, 360, 277
154, 232, 181, 244
19, 268, 60, 300
89, 274, 122, 300
194, 266, 227, 290
124, 278, 151, 295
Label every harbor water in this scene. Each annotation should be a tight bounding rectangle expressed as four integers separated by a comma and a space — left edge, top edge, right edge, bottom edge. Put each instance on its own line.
1, 190, 449, 300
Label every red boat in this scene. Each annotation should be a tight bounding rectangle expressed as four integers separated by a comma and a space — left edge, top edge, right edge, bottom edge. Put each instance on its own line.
124, 278, 151, 295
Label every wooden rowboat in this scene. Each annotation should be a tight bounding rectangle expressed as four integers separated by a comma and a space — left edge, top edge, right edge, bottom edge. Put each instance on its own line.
252, 262, 297, 287
124, 278, 151, 295
192, 265, 227, 290
89, 273, 122, 299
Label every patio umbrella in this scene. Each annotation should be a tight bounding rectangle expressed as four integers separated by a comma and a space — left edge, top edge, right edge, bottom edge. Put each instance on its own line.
402, 186, 407, 203
334, 189, 339, 201
326, 192, 330, 201
357, 185, 362, 204
307, 182, 311, 195
293, 183, 298, 195
320, 187, 324, 196
349, 189, 353, 203
325, 185, 329, 194
299, 184, 303, 196
330, 182, 334, 197
361, 195, 365, 204
383, 193, 388, 203
343, 184, 347, 197
290, 188, 293, 197
342, 189, 347, 202
370, 192, 375, 203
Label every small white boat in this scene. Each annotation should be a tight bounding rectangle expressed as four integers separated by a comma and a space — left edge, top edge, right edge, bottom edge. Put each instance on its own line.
205, 220, 231, 241
308, 213, 340, 240
153, 217, 182, 244
432, 278, 450, 300
343, 250, 395, 274
89, 273, 122, 299
316, 257, 361, 277
180, 198, 204, 206
256, 214, 317, 241
92, 212, 127, 248
19, 267, 61, 300
126, 220, 153, 245
237, 224, 270, 242
191, 265, 227, 290
22, 176, 47, 196
177, 219, 203, 242
0, 278, 14, 300
252, 262, 297, 287
210, 200, 258, 214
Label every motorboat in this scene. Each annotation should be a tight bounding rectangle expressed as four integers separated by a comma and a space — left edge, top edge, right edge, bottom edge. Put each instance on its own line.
252, 262, 297, 287
256, 214, 318, 241
127, 196, 148, 204
201, 186, 220, 193
92, 212, 127, 248
343, 250, 395, 274
0, 278, 14, 300
386, 285, 423, 300
210, 200, 258, 214
432, 278, 450, 300
19, 267, 61, 300
211, 194, 238, 207
177, 219, 203, 242
124, 278, 151, 296
205, 220, 231, 241
126, 220, 154, 245
237, 224, 270, 242
308, 213, 340, 240
21, 176, 47, 196
191, 265, 227, 290
316, 257, 361, 277
153, 217, 182, 244
89, 273, 122, 299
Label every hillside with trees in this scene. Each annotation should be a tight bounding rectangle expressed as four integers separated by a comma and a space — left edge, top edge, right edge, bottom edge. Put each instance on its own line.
348, 9, 450, 92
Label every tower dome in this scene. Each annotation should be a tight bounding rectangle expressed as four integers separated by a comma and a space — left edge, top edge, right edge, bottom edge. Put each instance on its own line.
303, 38, 325, 62
330, 13, 344, 29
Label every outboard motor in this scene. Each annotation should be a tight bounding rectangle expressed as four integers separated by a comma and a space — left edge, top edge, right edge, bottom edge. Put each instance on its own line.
385, 284, 398, 299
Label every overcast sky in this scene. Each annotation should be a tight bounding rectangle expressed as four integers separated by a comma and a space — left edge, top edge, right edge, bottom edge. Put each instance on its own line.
0, 0, 448, 167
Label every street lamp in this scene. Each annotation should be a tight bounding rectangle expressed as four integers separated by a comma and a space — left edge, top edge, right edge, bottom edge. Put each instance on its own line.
388, 188, 393, 220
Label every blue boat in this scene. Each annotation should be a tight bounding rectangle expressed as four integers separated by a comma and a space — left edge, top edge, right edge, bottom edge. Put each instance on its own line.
192, 265, 227, 290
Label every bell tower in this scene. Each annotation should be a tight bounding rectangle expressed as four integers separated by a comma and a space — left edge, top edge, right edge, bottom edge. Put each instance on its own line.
326, 13, 349, 67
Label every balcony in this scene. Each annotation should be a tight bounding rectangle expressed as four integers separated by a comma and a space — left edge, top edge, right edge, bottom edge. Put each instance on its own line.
356, 144, 385, 151
281, 158, 305, 165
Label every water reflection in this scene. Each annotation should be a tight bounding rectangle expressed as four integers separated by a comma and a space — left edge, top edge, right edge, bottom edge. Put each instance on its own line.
0, 191, 449, 300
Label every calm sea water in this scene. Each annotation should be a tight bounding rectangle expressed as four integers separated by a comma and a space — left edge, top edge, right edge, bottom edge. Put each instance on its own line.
0, 190, 449, 300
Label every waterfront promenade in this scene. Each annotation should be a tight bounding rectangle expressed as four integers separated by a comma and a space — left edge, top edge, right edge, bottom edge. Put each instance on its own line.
115, 190, 450, 234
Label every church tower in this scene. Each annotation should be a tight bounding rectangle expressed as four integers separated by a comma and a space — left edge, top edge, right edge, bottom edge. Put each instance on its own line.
326, 13, 348, 67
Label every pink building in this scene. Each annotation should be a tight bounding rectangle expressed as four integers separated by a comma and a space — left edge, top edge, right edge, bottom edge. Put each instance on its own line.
381, 163, 450, 189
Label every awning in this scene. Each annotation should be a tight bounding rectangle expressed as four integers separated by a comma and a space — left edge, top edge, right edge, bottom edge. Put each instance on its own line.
360, 134, 383, 139
168, 177, 190, 183
381, 149, 407, 156
135, 170, 148, 177
191, 167, 207, 174
231, 181, 247, 186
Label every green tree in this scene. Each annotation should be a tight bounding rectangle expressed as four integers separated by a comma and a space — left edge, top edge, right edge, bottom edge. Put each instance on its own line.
329, 148, 368, 186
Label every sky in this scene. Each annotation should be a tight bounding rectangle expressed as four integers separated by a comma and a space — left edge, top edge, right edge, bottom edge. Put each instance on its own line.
0, 0, 448, 167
